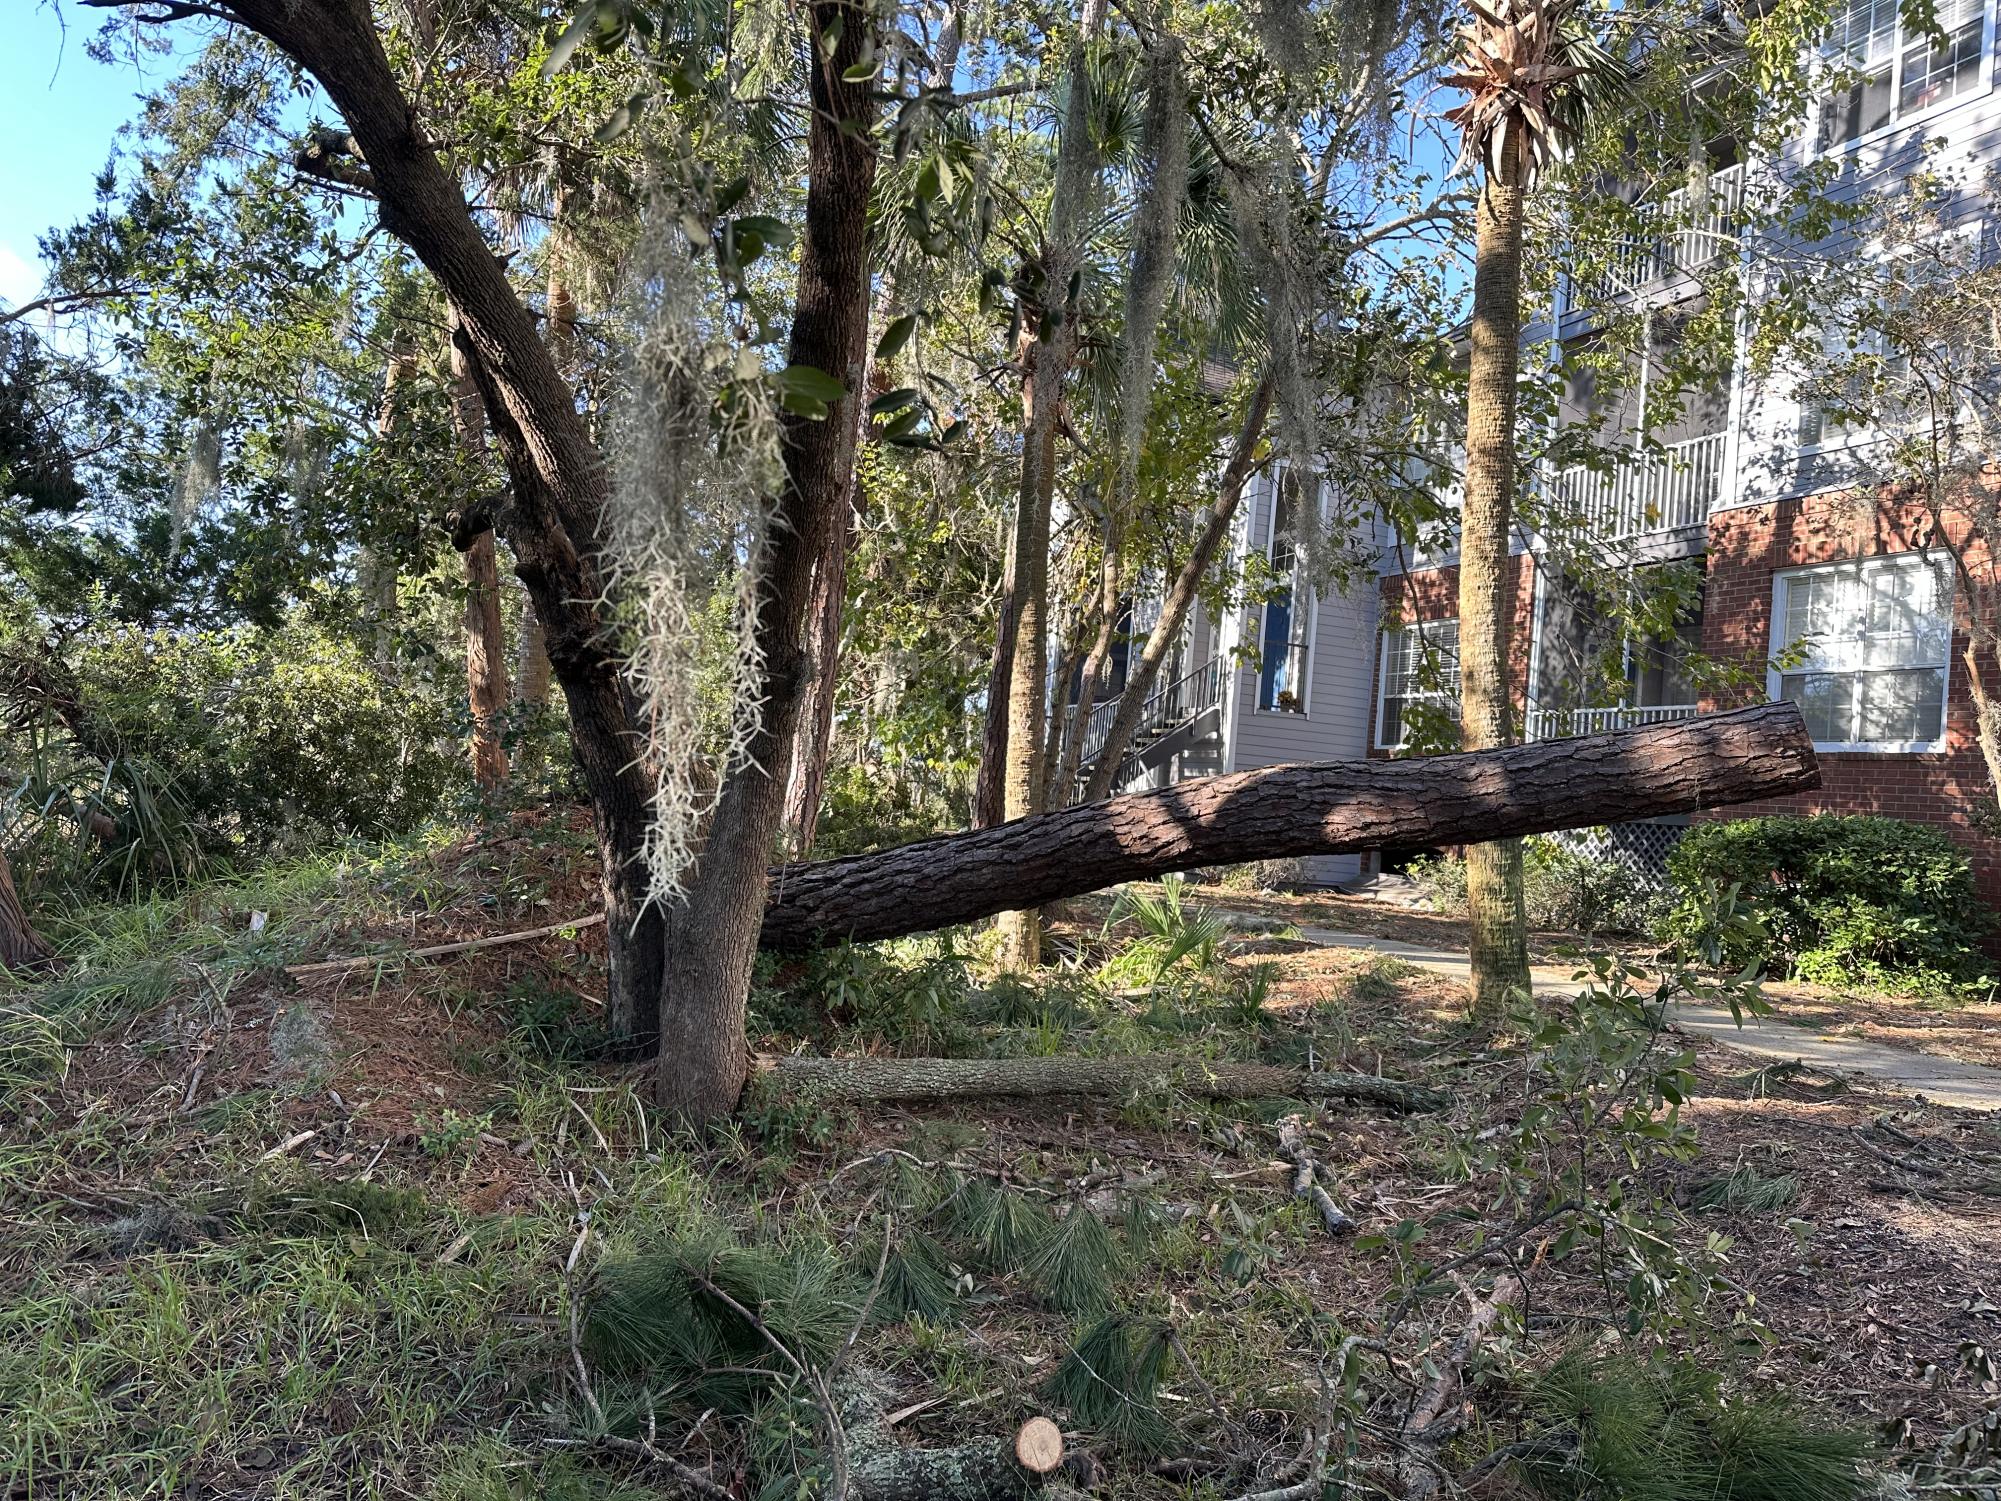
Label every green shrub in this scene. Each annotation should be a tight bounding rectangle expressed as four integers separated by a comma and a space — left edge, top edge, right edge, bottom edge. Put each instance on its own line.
1662, 814, 1994, 995
1409, 838, 1667, 936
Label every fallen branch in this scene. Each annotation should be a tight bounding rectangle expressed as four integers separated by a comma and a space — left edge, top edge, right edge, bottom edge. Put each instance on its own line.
285, 912, 606, 979
757, 1054, 1447, 1112
1276, 1117, 1356, 1235
1396, 1275, 1523, 1501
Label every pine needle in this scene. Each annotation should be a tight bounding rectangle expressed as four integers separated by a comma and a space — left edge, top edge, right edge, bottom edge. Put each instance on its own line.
1046, 1312, 1180, 1454
948, 1181, 1052, 1271
1023, 1205, 1126, 1313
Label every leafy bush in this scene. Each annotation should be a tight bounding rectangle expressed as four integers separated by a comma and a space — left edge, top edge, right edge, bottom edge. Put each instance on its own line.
1662, 815, 1994, 995
5, 619, 461, 897
1408, 838, 1668, 936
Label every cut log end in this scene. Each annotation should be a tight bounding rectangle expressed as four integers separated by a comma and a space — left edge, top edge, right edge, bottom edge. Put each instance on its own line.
1013, 1416, 1064, 1475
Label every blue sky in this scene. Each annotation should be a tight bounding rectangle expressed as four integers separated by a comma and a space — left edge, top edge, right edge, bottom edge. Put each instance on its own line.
0, 3, 187, 311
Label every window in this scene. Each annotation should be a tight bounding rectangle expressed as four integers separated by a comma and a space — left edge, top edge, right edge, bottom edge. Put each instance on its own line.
1377, 620, 1461, 749
1256, 471, 1315, 712
1798, 327, 1908, 451
1771, 555, 1953, 749
1817, 0, 1987, 148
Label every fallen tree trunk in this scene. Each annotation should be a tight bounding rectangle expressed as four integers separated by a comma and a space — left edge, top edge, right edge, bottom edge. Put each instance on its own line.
761, 703, 1817, 950
757, 1054, 1449, 1112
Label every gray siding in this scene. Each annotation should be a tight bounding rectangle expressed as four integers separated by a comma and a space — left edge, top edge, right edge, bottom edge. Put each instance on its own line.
1225, 471, 1382, 886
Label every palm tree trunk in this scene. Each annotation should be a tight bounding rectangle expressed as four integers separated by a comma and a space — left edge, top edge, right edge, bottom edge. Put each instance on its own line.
1049, 515, 1123, 805
991, 0, 1106, 967
1458, 146, 1532, 1019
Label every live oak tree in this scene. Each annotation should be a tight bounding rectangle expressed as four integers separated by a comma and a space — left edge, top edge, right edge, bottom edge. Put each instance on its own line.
63, 0, 1831, 1122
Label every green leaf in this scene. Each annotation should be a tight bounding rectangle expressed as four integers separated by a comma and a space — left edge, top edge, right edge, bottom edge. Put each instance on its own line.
868, 387, 919, 417
875, 313, 919, 362
732, 214, 792, 244
775, 364, 848, 404
541, 4, 598, 77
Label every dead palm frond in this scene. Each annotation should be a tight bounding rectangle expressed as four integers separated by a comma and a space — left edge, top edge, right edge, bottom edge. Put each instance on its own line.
1441, 0, 1626, 186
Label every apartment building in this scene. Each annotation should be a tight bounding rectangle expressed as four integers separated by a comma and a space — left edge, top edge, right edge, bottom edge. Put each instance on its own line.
1076, 0, 2001, 899
1373, 0, 2001, 896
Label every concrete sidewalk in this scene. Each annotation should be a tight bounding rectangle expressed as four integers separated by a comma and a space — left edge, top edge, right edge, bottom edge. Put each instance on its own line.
1275, 922, 2001, 1114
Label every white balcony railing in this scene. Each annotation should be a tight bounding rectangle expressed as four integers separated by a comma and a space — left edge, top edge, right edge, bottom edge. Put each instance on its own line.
1551, 430, 1725, 541
1525, 702, 1699, 742
1592, 161, 1747, 299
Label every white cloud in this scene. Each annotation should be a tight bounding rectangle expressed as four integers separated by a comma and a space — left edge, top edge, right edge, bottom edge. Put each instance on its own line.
0, 241, 45, 311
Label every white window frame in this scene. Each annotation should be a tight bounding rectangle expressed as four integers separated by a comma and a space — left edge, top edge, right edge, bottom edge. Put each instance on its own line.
1766, 554, 1954, 753
1375, 618, 1462, 751
1809, 0, 1994, 156
1254, 467, 1319, 716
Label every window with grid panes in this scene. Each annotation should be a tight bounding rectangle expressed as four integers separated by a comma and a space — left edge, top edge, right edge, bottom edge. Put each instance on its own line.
1772, 555, 1953, 749
1818, 0, 1986, 147
1376, 620, 1461, 749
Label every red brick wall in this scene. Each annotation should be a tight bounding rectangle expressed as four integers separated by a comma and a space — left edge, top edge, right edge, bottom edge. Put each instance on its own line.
1698, 489, 2001, 904
1369, 552, 1539, 757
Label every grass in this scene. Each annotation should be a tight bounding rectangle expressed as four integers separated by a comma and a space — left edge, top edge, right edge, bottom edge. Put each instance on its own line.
0, 820, 1951, 1501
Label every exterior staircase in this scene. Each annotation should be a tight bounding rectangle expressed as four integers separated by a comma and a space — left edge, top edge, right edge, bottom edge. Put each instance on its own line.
1076, 654, 1225, 793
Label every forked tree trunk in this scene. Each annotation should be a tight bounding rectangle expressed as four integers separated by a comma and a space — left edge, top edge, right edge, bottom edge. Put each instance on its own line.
1083, 371, 1276, 801
448, 329, 511, 791
761, 703, 1818, 949
652, 0, 881, 1123
0, 851, 53, 971
1458, 141, 1531, 1021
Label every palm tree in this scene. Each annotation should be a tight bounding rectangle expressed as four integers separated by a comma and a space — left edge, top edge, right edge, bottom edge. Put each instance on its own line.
1442, 0, 1618, 1017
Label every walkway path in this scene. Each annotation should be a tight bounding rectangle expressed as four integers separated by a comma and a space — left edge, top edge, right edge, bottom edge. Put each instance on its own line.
1269, 921, 2001, 1114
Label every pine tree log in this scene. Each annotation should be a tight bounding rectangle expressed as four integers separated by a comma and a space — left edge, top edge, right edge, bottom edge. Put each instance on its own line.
758, 1055, 1450, 1111
761, 702, 1817, 950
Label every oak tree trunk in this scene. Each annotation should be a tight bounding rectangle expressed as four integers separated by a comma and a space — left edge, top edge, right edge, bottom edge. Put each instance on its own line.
1458, 147, 1531, 1021
216, 0, 666, 1047
652, 0, 880, 1122
0, 851, 53, 972
762, 703, 1818, 949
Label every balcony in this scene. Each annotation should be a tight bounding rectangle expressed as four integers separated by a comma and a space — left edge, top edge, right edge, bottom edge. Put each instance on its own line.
1550, 430, 1725, 541
1525, 702, 1699, 742
1588, 161, 1747, 301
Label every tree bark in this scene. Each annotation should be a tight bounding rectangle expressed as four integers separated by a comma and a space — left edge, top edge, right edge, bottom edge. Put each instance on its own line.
1083, 371, 1276, 801
652, 0, 881, 1122
447, 327, 511, 792
760, 703, 1818, 949
1458, 146, 1531, 1021
0, 851, 54, 972
778, 521, 851, 858
988, 0, 1107, 966
759, 1054, 1448, 1111
1048, 510, 1123, 806
204, 0, 666, 1047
